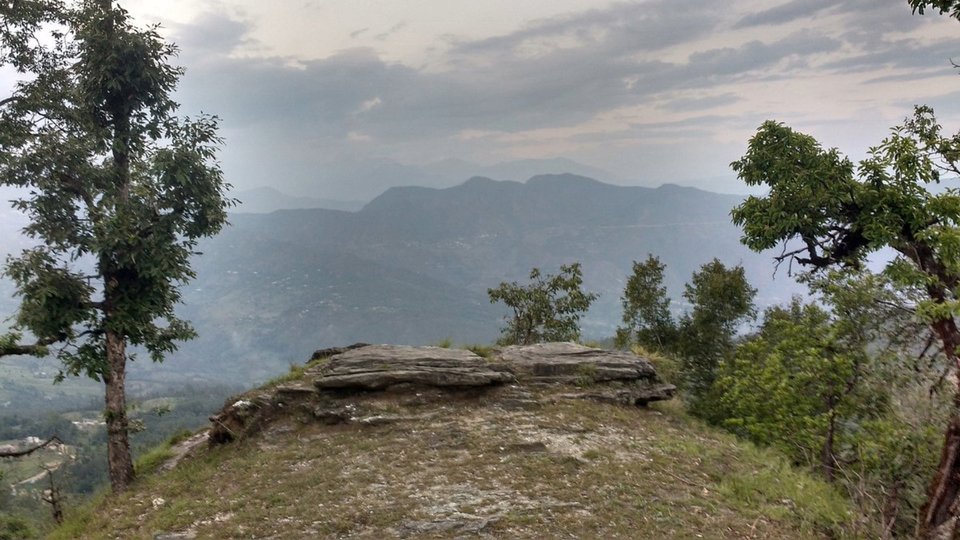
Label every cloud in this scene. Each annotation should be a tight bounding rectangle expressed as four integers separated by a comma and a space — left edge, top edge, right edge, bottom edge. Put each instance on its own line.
163, 6, 859, 146
686, 32, 842, 78
357, 97, 383, 113
170, 12, 251, 56
658, 94, 742, 112
733, 0, 835, 28
374, 22, 407, 41
452, 0, 724, 58
162, 2, 960, 198
897, 90, 960, 118
822, 38, 959, 73
347, 131, 372, 142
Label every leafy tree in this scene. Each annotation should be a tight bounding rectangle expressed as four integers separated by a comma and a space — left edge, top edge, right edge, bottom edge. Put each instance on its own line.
0, 1, 231, 493
731, 107, 960, 537
717, 299, 878, 481
488, 263, 598, 345
714, 269, 947, 534
675, 258, 756, 416
615, 255, 676, 351
910, 0, 960, 19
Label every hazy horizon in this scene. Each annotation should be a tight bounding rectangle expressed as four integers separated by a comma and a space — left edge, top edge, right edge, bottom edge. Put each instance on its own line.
2, 0, 954, 200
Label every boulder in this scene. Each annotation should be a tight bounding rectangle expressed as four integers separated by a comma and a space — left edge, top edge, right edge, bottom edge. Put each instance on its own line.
313, 345, 515, 390
493, 342, 656, 382
493, 342, 675, 405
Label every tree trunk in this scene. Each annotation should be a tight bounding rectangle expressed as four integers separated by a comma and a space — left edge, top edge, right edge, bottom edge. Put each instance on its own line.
101, 0, 133, 494
919, 318, 960, 538
104, 327, 134, 492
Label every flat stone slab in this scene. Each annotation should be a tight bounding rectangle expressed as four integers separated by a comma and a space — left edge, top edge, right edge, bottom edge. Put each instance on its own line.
314, 345, 515, 390
493, 342, 658, 383
492, 342, 675, 404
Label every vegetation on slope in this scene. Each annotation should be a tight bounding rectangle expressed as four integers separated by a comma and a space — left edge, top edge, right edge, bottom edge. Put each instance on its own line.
0, 384, 237, 537
51, 361, 861, 539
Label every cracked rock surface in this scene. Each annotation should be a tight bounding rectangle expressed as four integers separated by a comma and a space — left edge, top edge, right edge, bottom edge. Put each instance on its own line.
208, 342, 673, 445
312, 344, 515, 390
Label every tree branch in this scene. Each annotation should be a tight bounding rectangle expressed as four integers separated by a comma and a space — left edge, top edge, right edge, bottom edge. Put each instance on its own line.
58, 172, 97, 212
0, 436, 63, 458
0, 336, 57, 357
82, 300, 105, 311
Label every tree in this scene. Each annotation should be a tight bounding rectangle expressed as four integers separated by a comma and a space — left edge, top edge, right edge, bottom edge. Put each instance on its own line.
675, 258, 756, 416
615, 255, 676, 351
910, 0, 960, 20
0, 1, 231, 493
714, 271, 947, 534
731, 107, 960, 537
716, 299, 877, 482
488, 263, 598, 345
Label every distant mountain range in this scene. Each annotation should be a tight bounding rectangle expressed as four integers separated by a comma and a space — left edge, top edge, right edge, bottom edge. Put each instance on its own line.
274, 157, 629, 202
231, 186, 365, 213
1, 174, 799, 386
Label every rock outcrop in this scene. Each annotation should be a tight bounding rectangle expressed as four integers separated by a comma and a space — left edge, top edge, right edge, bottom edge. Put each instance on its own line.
309, 342, 370, 361
208, 342, 674, 445
493, 342, 676, 405
494, 342, 659, 383
312, 344, 514, 390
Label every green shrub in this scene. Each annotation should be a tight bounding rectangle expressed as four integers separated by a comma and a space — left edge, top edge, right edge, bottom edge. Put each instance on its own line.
0, 514, 35, 540
631, 345, 681, 387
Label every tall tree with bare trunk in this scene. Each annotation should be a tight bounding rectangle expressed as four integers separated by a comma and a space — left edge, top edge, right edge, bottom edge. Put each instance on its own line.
0, 0, 231, 492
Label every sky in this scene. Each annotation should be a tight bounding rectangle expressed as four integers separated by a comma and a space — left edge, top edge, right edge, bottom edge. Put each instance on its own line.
12, 0, 960, 199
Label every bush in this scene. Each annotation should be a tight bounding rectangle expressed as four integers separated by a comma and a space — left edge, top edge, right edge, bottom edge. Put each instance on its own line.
488, 263, 597, 345
0, 514, 35, 540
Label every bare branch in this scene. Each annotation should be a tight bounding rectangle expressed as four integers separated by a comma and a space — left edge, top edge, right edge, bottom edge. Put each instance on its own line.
0, 436, 63, 458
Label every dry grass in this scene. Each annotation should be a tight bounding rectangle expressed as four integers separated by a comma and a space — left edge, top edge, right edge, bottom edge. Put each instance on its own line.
52, 381, 861, 539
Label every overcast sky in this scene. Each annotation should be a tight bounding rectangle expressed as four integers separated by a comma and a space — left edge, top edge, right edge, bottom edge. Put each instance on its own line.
35, 1, 960, 197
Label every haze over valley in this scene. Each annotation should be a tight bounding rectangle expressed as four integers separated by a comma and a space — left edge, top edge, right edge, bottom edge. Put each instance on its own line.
3, 171, 799, 385
4, 1, 960, 537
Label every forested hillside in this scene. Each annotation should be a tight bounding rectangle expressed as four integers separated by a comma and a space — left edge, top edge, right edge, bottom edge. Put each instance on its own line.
145, 174, 801, 384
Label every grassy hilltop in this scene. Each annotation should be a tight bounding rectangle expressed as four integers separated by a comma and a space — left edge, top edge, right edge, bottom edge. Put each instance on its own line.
51, 345, 859, 539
